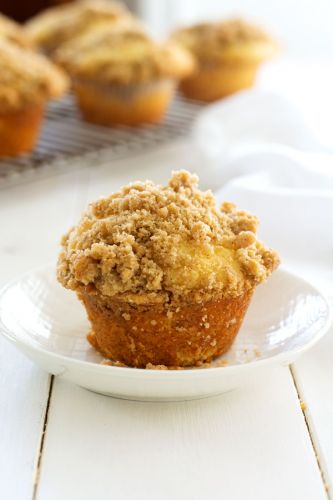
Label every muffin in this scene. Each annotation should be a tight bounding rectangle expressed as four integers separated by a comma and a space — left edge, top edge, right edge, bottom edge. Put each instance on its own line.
24, 0, 139, 56
0, 13, 32, 48
57, 170, 279, 368
0, 40, 68, 158
55, 27, 195, 126
172, 18, 277, 101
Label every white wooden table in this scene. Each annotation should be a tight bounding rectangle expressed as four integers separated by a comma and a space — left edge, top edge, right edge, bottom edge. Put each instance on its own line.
1, 62, 333, 499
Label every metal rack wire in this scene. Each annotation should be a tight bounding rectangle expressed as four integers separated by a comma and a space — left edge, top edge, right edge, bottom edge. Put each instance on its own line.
0, 94, 203, 188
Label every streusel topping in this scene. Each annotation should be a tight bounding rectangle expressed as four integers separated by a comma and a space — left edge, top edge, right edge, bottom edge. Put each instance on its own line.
58, 171, 279, 304
0, 40, 68, 112
0, 13, 31, 48
173, 18, 276, 64
55, 28, 195, 84
25, 0, 138, 54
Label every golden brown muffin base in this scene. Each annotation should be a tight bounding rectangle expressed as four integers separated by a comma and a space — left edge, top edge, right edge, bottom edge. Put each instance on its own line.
180, 62, 259, 101
73, 80, 175, 126
0, 104, 44, 158
81, 289, 253, 368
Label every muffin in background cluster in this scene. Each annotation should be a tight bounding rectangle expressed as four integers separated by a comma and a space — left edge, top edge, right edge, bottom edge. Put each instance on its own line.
0, 3, 278, 157
172, 18, 277, 101
24, 0, 194, 126
55, 26, 195, 125
0, 40, 68, 157
23, 3, 278, 122
24, 0, 139, 56
57, 170, 279, 368
0, 13, 32, 48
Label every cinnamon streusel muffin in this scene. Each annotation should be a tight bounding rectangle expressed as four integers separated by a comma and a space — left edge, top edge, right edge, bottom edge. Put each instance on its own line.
172, 18, 277, 101
25, 0, 139, 56
0, 40, 68, 157
57, 170, 279, 368
55, 27, 195, 125
0, 13, 32, 48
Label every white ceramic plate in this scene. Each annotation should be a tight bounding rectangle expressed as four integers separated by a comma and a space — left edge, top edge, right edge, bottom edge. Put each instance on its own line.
0, 266, 331, 401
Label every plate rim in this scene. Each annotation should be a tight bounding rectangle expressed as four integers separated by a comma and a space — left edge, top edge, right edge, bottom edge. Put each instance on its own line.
0, 264, 331, 378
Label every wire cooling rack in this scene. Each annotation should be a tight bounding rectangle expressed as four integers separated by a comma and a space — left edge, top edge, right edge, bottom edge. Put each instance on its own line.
0, 94, 203, 188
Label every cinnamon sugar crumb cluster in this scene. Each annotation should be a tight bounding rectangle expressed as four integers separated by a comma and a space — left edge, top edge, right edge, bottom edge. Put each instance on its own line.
57, 170, 279, 304
101, 358, 230, 370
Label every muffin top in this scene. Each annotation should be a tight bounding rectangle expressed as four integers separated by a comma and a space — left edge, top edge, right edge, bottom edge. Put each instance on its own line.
25, 0, 137, 54
55, 27, 196, 85
57, 171, 279, 305
0, 13, 32, 48
172, 18, 277, 64
0, 40, 68, 112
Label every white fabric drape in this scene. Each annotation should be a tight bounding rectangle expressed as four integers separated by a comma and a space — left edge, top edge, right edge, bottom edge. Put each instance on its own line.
190, 90, 333, 284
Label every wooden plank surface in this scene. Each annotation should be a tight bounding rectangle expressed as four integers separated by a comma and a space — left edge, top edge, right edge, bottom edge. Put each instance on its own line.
293, 268, 333, 495
36, 370, 327, 500
0, 172, 87, 500
0, 343, 49, 500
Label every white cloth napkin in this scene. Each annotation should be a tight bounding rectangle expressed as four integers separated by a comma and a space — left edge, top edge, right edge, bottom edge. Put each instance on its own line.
189, 90, 333, 286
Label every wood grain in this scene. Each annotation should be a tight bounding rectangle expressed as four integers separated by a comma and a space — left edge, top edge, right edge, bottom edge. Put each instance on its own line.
36, 369, 327, 500
0, 171, 88, 500
293, 268, 333, 496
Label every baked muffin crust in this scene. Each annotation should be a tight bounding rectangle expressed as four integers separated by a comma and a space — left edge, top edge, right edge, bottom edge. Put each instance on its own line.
0, 13, 32, 48
58, 171, 279, 305
55, 28, 196, 85
0, 40, 68, 112
173, 18, 277, 64
25, 0, 138, 54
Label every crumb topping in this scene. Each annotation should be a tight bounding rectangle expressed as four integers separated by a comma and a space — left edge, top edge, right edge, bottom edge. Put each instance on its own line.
25, 0, 134, 54
0, 13, 32, 48
173, 18, 276, 64
0, 40, 68, 112
101, 358, 230, 370
58, 171, 279, 305
55, 27, 196, 84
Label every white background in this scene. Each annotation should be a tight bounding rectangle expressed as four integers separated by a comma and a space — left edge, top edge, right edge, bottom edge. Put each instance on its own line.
133, 0, 333, 59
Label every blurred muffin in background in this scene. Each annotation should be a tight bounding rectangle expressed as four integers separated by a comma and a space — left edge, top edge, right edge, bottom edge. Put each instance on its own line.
24, 0, 139, 56
172, 18, 277, 101
0, 13, 32, 47
55, 26, 195, 126
0, 40, 68, 157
